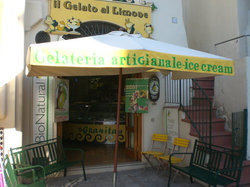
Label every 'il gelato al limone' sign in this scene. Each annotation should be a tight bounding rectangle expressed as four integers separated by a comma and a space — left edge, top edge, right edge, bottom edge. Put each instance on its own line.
47, 0, 152, 37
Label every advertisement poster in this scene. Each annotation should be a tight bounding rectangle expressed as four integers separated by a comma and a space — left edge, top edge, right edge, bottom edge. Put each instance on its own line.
165, 107, 179, 149
55, 78, 69, 122
125, 78, 148, 113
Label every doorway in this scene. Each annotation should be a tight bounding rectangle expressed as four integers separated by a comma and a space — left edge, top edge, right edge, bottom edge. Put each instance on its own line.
61, 75, 141, 166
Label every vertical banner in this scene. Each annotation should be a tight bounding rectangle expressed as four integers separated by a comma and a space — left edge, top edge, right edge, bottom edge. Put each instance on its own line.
33, 77, 48, 143
55, 78, 69, 122
165, 108, 179, 149
125, 78, 148, 113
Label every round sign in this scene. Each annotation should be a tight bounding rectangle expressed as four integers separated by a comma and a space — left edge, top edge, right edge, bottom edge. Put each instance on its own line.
148, 76, 160, 102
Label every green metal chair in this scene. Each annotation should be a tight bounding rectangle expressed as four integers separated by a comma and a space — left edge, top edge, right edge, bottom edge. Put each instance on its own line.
3, 154, 46, 187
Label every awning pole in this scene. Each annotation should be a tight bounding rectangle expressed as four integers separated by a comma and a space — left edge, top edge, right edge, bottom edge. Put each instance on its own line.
113, 68, 122, 187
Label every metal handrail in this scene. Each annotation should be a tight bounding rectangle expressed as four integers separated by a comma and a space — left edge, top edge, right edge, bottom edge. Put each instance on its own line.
214, 34, 250, 47
165, 76, 212, 144
180, 79, 212, 144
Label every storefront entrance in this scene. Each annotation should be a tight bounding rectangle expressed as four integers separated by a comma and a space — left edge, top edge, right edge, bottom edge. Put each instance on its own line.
61, 75, 141, 166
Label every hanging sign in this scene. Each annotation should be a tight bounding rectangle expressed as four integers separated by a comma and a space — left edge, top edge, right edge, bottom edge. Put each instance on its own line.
55, 78, 69, 122
148, 75, 159, 102
47, 0, 152, 38
125, 78, 148, 113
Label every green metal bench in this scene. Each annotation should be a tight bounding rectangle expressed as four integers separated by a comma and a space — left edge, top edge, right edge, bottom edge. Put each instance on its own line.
168, 139, 243, 187
10, 137, 86, 181
4, 154, 46, 186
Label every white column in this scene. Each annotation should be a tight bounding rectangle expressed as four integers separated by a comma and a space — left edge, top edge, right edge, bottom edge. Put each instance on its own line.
247, 57, 250, 160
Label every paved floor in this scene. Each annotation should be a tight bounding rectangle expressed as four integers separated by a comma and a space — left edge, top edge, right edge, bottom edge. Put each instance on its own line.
46, 167, 204, 187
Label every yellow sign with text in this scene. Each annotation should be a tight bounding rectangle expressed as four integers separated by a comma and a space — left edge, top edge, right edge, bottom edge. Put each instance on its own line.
63, 124, 125, 143
30, 48, 234, 76
47, 0, 152, 37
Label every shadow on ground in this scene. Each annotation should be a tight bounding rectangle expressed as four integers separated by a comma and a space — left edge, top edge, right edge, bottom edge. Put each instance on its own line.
46, 168, 204, 187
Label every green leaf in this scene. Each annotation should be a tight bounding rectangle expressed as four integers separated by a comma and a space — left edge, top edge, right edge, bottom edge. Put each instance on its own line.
151, 3, 157, 11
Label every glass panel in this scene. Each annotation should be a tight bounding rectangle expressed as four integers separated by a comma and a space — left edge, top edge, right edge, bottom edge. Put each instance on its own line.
129, 132, 134, 149
68, 76, 125, 124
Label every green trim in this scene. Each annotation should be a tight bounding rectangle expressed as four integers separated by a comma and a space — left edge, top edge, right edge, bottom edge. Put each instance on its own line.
46, 76, 49, 141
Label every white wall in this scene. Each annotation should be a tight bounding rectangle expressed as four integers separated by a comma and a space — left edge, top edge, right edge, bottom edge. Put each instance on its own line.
247, 57, 250, 160
0, 0, 25, 154
182, 0, 239, 56
152, 0, 187, 47
182, 0, 249, 125
214, 58, 247, 129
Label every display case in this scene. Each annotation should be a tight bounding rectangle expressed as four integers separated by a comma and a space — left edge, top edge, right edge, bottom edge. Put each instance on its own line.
63, 102, 125, 144
69, 102, 125, 124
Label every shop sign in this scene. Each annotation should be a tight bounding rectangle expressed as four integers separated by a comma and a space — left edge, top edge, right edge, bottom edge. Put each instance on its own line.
47, 0, 152, 38
63, 124, 125, 144
33, 77, 48, 143
29, 47, 234, 76
55, 78, 69, 122
125, 78, 148, 113
148, 75, 159, 102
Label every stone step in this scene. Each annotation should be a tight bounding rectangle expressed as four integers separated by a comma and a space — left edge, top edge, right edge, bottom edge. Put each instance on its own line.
193, 78, 214, 88
195, 77, 215, 81
183, 106, 217, 120
188, 119, 225, 133
193, 87, 214, 97
192, 96, 213, 106
190, 130, 232, 147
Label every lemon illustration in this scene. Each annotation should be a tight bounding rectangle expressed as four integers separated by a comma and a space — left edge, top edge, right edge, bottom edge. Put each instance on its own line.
57, 84, 67, 109
58, 92, 66, 109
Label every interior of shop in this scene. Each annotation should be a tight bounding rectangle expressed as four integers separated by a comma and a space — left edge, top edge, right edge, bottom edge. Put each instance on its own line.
62, 75, 134, 166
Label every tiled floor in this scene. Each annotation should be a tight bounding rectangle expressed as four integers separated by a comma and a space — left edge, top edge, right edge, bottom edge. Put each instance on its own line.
64, 141, 134, 166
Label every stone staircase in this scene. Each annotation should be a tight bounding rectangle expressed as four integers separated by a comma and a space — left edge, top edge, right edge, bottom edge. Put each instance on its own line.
182, 77, 250, 186
182, 77, 232, 147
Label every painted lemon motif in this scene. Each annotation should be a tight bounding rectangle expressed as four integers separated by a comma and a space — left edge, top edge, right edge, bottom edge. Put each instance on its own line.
58, 92, 66, 109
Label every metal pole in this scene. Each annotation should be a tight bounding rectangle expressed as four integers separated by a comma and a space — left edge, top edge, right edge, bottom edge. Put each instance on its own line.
113, 68, 122, 187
